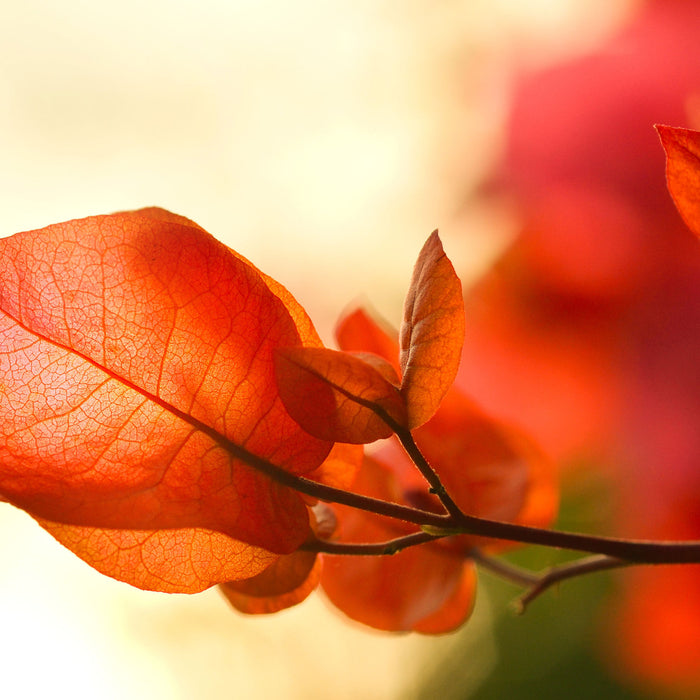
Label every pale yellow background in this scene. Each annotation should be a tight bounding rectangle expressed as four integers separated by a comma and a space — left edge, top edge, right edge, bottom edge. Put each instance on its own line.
0, 1, 633, 698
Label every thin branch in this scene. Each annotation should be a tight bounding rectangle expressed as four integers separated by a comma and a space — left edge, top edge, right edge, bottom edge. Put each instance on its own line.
515, 555, 630, 612
224, 429, 700, 567
220, 436, 450, 529
301, 530, 440, 556
443, 512, 700, 565
469, 548, 540, 588
394, 426, 464, 519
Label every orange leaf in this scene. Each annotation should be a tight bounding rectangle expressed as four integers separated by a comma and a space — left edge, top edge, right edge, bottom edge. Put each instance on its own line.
220, 550, 320, 615
335, 307, 400, 375
399, 231, 465, 428
275, 346, 408, 443
36, 518, 277, 594
335, 305, 557, 539
306, 442, 364, 492
0, 209, 333, 555
320, 455, 474, 633
657, 125, 700, 239
322, 543, 474, 633
134, 209, 326, 348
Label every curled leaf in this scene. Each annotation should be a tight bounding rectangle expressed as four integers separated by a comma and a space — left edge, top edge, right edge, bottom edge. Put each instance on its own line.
275, 346, 408, 443
399, 231, 465, 428
657, 125, 700, 239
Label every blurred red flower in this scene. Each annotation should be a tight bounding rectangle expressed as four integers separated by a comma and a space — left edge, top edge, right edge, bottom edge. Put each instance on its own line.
459, 0, 700, 692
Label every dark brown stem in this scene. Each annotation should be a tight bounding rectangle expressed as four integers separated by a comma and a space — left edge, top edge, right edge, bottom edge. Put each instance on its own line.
394, 426, 464, 518
302, 530, 440, 556
253, 448, 700, 565
229, 431, 700, 567
442, 512, 700, 565
222, 436, 450, 529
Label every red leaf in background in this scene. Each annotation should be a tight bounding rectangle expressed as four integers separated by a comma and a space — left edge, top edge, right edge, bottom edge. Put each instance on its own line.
0, 209, 333, 559
658, 125, 700, 239
460, 0, 700, 689
399, 231, 465, 428
275, 346, 407, 444
380, 390, 558, 550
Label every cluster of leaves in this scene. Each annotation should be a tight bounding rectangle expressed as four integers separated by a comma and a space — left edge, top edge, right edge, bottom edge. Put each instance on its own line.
0, 125, 697, 637
0, 207, 555, 632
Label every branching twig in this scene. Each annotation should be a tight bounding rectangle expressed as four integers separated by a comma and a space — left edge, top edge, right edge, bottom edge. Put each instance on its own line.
394, 426, 464, 519
515, 555, 630, 612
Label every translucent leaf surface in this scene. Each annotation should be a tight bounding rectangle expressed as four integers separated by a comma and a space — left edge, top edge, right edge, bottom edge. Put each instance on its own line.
658, 125, 700, 239
399, 231, 465, 428
275, 346, 407, 443
0, 209, 332, 555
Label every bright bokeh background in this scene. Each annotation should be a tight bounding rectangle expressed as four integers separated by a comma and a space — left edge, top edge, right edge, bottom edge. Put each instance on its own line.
0, 1, 641, 698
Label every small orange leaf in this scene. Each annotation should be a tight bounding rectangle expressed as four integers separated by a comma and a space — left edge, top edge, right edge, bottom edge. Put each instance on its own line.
399, 231, 465, 428
36, 518, 277, 593
275, 346, 408, 443
220, 550, 320, 615
334, 304, 557, 540
657, 125, 700, 239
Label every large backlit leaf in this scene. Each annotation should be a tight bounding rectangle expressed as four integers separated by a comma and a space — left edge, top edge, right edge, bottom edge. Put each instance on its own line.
0, 209, 333, 554
399, 231, 465, 428
658, 125, 700, 239
275, 346, 408, 443
36, 517, 277, 593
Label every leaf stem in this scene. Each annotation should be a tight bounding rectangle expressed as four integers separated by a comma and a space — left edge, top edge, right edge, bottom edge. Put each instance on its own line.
394, 426, 464, 518
443, 512, 700, 565
232, 436, 700, 567
301, 530, 440, 556
468, 548, 540, 588
514, 555, 629, 612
